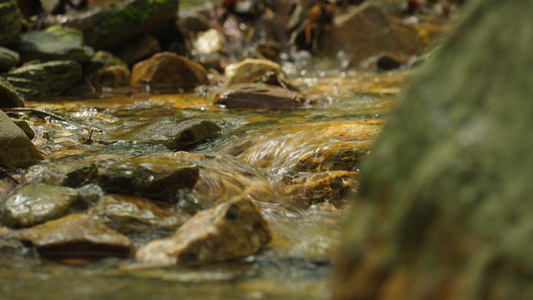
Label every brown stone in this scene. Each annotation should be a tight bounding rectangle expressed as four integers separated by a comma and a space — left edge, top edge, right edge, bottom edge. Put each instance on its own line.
15, 213, 132, 259
136, 197, 271, 265
130, 52, 208, 90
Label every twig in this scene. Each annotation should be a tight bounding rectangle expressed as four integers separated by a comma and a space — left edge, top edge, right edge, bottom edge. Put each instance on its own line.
2, 107, 103, 135
0, 162, 20, 184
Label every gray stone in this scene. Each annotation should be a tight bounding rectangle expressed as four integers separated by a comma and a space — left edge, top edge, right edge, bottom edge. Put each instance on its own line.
334, 0, 533, 299
0, 110, 43, 167
0, 46, 19, 72
4, 60, 82, 99
2, 184, 81, 228
17, 26, 94, 63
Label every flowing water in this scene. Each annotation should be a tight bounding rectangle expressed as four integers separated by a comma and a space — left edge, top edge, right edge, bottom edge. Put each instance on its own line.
0, 66, 412, 299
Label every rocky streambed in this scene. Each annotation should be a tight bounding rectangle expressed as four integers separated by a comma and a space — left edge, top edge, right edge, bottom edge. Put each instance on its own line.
0, 0, 457, 298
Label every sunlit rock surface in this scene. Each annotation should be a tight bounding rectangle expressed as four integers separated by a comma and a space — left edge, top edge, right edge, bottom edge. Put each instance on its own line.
130, 52, 209, 90
136, 197, 271, 265
225, 59, 287, 86
334, 1, 533, 299
2, 184, 82, 228
215, 83, 307, 110
15, 213, 132, 259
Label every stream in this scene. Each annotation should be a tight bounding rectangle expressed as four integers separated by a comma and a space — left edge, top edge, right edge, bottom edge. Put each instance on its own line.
0, 65, 412, 299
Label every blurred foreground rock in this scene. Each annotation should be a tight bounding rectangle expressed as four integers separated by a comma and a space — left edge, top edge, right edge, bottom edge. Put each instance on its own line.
334, 0, 533, 299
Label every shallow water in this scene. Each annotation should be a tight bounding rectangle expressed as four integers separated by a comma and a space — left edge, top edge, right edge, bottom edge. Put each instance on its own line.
0, 68, 411, 299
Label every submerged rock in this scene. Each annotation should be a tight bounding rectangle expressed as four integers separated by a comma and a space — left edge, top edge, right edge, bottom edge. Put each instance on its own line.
334, 1, 533, 299
215, 83, 306, 110
0, 110, 43, 167
0, 46, 19, 72
16, 26, 94, 63
2, 184, 82, 228
0, 76, 24, 107
319, 4, 425, 67
15, 213, 132, 259
130, 52, 209, 90
104, 117, 221, 150
4, 60, 82, 99
89, 194, 191, 233
136, 197, 271, 265
0, 0, 22, 46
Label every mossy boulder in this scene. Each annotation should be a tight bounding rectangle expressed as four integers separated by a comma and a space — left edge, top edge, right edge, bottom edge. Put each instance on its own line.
334, 1, 533, 299
0, 76, 24, 107
0, 0, 22, 46
4, 60, 82, 99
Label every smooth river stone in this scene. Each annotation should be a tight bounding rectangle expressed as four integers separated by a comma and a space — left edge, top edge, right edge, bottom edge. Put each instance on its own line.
2, 184, 81, 228
15, 213, 132, 259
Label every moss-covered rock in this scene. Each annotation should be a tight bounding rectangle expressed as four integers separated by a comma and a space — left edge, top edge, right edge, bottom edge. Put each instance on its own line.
4, 60, 82, 99
0, 46, 19, 72
334, 1, 533, 299
0, 0, 22, 46
0, 76, 24, 107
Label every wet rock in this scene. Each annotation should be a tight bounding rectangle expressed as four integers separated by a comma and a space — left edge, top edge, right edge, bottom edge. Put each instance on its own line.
225, 58, 286, 86
4, 60, 82, 99
224, 119, 380, 172
333, 1, 533, 299
2, 184, 82, 228
284, 170, 358, 208
0, 76, 24, 108
86, 50, 129, 73
15, 213, 132, 259
0, 110, 43, 167
0, 46, 19, 72
115, 34, 162, 66
16, 26, 94, 63
0, 0, 22, 46
214, 83, 306, 110
136, 197, 271, 265
130, 52, 209, 90
65, 0, 179, 51
98, 155, 199, 201
61, 163, 99, 188
105, 117, 221, 150
360, 52, 414, 71
89, 194, 191, 232
318, 4, 425, 67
